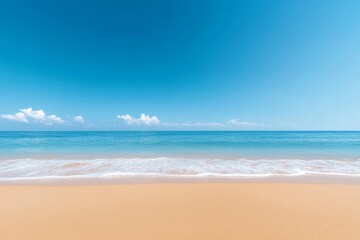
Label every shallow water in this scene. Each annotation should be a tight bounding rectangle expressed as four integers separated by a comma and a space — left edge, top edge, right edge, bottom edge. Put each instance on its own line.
1, 131, 360, 181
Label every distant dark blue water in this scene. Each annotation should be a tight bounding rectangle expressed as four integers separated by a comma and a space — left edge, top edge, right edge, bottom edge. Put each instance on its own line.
0, 131, 360, 180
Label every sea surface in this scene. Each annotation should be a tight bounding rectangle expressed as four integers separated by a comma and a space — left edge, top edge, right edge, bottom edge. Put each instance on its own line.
1, 131, 360, 182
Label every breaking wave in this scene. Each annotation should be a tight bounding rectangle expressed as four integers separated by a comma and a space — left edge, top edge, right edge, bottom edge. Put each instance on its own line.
1, 157, 360, 182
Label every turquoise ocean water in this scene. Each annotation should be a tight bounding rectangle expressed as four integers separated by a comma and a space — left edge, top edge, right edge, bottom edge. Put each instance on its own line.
0, 131, 360, 181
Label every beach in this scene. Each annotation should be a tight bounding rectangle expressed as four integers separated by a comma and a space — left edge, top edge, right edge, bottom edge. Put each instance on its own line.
1, 132, 360, 239
1, 0, 359, 238
1, 182, 360, 240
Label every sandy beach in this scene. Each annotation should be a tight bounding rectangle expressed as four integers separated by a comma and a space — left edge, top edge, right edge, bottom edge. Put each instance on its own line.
1, 182, 360, 240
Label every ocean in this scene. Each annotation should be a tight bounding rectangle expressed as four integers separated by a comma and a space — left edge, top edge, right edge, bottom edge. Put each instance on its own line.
1, 131, 360, 182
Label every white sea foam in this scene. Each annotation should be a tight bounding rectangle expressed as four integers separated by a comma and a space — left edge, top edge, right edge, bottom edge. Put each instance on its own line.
1, 157, 360, 182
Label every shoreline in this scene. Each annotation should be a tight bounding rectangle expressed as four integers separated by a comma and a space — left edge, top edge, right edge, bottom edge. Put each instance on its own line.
1, 182, 360, 240
2, 174, 360, 186
2, 156, 360, 184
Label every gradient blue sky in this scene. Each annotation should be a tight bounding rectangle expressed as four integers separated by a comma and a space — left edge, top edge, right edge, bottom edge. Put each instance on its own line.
0, 0, 359, 130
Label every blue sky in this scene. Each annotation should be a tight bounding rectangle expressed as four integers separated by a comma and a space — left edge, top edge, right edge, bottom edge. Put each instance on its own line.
0, 0, 359, 130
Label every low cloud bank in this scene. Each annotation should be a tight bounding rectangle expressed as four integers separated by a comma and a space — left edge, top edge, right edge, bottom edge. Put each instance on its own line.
116, 113, 259, 129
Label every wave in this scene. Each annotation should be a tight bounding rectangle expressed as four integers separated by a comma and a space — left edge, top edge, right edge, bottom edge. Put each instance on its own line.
1, 157, 360, 182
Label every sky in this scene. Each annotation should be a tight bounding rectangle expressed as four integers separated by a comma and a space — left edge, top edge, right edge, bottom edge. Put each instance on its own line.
0, 0, 359, 130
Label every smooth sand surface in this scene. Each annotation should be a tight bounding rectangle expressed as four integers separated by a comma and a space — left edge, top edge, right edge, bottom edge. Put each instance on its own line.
1, 183, 360, 240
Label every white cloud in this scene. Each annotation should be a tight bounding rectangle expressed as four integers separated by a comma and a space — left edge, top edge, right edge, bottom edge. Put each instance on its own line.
46, 115, 64, 124
1, 108, 64, 125
0, 112, 28, 123
74, 115, 85, 123
227, 119, 259, 127
117, 113, 160, 126
20, 108, 45, 121
163, 122, 224, 127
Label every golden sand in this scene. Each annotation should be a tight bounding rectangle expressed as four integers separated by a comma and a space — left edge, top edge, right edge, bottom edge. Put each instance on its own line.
1, 183, 360, 240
